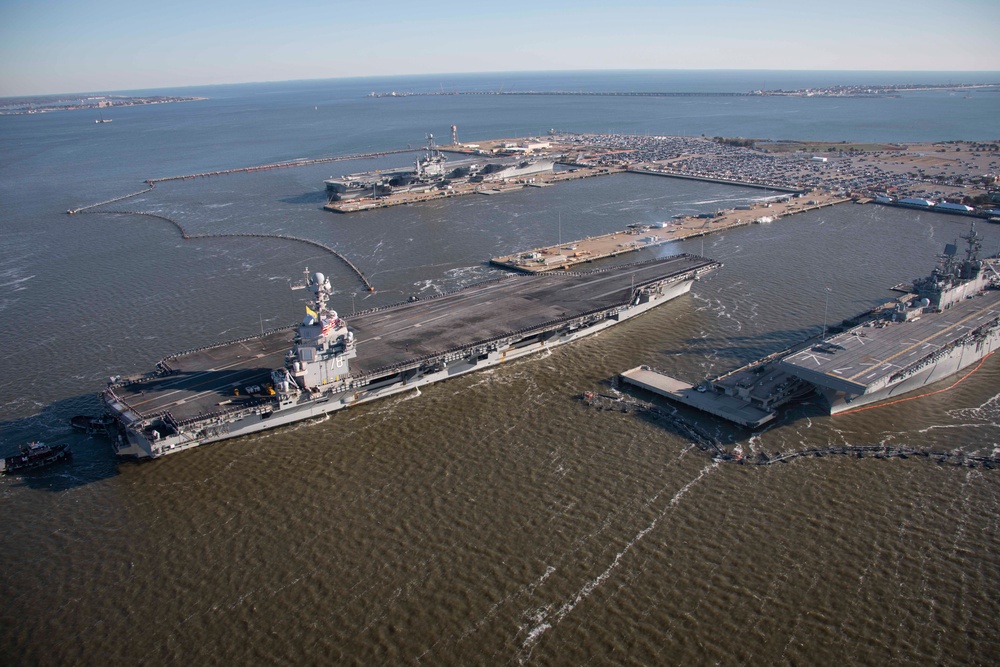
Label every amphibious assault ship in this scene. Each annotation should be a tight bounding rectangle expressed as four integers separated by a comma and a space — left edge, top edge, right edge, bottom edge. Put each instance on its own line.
102, 255, 720, 459
780, 223, 1000, 413
622, 223, 1000, 424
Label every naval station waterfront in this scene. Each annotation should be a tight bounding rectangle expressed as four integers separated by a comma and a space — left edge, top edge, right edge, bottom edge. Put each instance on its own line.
2, 73, 999, 664
322, 132, 998, 216
80, 129, 993, 278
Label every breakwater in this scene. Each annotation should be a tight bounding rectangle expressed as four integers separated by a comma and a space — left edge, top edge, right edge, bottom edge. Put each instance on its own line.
66, 148, 412, 213
66, 183, 154, 214
64, 148, 405, 291
78, 209, 375, 292
371, 90, 752, 98
142, 149, 411, 185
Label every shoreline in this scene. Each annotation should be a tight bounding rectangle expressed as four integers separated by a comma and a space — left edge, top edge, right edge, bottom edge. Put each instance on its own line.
0, 95, 208, 116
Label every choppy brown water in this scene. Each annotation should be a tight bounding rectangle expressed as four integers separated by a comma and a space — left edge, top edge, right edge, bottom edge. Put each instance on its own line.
0, 72, 1000, 665
3, 160, 1000, 664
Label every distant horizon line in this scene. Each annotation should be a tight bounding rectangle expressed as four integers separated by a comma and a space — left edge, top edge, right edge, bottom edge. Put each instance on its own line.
6, 68, 1000, 100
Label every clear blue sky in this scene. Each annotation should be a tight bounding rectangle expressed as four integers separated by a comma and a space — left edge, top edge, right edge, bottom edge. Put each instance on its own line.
2, 0, 999, 96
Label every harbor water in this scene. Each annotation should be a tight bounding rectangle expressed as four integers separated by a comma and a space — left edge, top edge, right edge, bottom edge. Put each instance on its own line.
1, 72, 999, 664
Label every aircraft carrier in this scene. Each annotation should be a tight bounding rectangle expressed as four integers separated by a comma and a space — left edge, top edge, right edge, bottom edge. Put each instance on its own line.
103, 254, 720, 459
324, 134, 555, 202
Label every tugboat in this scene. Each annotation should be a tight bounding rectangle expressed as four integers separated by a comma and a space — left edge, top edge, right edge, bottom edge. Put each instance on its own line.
0, 442, 72, 474
70, 414, 114, 434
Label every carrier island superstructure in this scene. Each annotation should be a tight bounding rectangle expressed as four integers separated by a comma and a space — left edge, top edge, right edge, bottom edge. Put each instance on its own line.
102, 255, 720, 459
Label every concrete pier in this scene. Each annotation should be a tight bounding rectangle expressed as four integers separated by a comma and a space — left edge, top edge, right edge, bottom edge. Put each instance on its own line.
491, 191, 852, 273
620, 366, 775, 427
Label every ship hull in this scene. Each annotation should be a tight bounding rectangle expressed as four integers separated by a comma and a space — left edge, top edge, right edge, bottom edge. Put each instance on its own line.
1, 444, 72, 474
326, 181, 394, 201
114, 279, 693, 459
821, 330, 1000, 414
325, 157, 554, 201
107, 259, 712, 460
481, 159, 555, 182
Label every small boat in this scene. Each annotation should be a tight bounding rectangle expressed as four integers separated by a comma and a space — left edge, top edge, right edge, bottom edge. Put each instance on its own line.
0, 442, 72, 474
71, 414, 114, 434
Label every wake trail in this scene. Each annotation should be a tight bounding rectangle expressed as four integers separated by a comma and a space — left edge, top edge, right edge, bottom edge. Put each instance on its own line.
518, 461, 719, 662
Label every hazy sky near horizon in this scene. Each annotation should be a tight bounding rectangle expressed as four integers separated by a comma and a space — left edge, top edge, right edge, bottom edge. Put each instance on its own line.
2, 0, 999, 96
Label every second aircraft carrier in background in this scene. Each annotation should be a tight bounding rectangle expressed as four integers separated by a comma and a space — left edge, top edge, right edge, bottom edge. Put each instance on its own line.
324, 135, 555, 202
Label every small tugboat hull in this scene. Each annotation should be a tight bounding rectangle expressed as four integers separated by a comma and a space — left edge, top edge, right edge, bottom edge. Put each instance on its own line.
1, 442, 72, 474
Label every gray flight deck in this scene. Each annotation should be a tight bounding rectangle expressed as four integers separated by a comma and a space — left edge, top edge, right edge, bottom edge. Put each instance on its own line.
118, 329, 295, 423
113, 255, 717, 425
780, 290, 1000, 394
348, 255, 713, 374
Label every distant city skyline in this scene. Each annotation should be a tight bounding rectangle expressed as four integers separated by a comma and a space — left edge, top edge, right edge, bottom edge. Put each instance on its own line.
2, 0, 999, 97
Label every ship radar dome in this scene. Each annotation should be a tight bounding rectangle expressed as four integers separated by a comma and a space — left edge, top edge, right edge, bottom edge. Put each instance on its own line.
314, 272, 326, 285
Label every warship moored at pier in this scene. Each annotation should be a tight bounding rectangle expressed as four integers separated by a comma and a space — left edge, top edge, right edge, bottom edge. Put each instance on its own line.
102, 255, 720, 459
780, 223, 1000, 413
622, 223, 1000, 424
324, 135, 555, 202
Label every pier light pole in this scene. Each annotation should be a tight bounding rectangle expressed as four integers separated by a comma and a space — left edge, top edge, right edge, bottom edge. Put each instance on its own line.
822, 287, 831, 339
